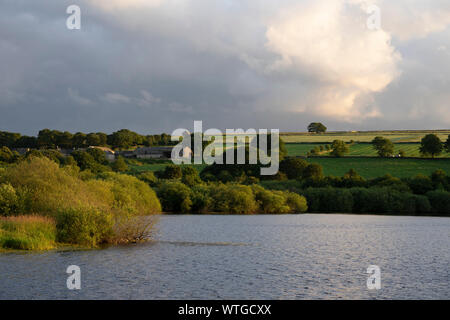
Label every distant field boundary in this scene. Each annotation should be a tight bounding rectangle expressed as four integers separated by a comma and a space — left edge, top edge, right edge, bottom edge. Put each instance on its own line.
280, 130, 450, 135
301, 156, 450, 160
284, 142, 422, 145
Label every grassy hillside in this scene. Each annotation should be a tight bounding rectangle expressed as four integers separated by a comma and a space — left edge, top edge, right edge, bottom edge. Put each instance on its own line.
281, 130, 450, 143
308, 158, 450, 178
286, 142, 450, 158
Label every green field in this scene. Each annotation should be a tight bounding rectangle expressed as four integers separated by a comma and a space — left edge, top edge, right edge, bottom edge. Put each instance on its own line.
308, 158, 450, 179
126, 160, 207, 175
281, 130, 450, 143
286, 142, 450, 158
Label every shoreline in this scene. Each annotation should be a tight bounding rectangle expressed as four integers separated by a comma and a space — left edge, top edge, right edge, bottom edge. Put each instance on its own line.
2, 212, 448, 253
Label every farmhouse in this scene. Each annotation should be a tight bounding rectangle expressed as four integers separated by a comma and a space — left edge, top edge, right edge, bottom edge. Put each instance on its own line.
133, 146, 192, 159
88, 146, 116, 161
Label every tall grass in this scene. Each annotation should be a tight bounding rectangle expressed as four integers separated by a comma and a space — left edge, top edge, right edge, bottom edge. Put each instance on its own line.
0, 216, 56, 250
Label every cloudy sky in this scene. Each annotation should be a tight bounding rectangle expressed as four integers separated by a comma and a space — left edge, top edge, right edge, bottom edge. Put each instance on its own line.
1, 0, 450, 135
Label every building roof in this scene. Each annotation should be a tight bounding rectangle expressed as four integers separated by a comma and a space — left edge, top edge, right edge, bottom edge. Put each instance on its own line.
88, 146, 115, 154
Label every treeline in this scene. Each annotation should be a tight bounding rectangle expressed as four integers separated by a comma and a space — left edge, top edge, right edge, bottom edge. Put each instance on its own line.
0, 129, 176, 150
135, 165, 308, 214
0, 146, 129, 174
306, 134, 450, 158
260, 158, 450, 215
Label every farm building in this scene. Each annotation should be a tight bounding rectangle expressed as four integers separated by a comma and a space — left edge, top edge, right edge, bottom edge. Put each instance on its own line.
88, 146, 116, 161
133, 146, 192, 159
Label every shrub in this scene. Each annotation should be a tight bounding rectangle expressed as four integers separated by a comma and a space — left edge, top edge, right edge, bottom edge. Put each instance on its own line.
98, 172, 161, 216
0, 183, 19, 216
330, 140, 349, 157
181, 166, 202, 187
210, 184, 258, 214
112, 156, 128, 172
137, 171, 158, 186
56, 208, 114, 247
302, 188, 353, 213
191, 185, 213, 213
279, 158, 308, 179
426, 190, 450, 215
252, 185, 290, 213
408, 174, 434, 195
158, 165, 182, 180
157, 181, 193, 213
0, 146, 18, 163
285, 192, 308, 213
302, 163, 324, 180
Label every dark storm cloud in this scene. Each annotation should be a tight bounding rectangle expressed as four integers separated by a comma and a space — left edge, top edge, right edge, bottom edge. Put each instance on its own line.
0, 0, 449, 136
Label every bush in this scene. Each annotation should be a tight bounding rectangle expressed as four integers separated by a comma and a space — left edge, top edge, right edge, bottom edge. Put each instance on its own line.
303, 188, 353, 213
56, 208, 114, 247
137, 171, 158, 186
252, 185, 290, 213
210, 184, 258, 214
285, 192, 308, 213
426, 190, 450, 215
157, 181, 193, 213
181, 166, 202, 187
279, 158, 308, 179
112, 156, 128, 172
408, 174, 434, 195
302, 163, 324, 180
0, 183, 19, 216
98, 172, 162, 216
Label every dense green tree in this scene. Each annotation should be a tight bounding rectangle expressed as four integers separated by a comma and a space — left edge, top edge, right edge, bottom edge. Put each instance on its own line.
445, 135, 450, 153
181, 166, 202, 187
330, 140, 349, 157
307, 122, 327, 133
420, 134, 443, 158
112, 156, 128, 172
372, 136, 394, 157
0, 146, 19, 163
158, 164, 182, 180
302, 163, 324, 180
408, 174, 434, 195
137, 171, 158, 186
279, 157, 308, 179
0, 131, 21, 148
72, 132, 87, 148
87, 148, 108, 165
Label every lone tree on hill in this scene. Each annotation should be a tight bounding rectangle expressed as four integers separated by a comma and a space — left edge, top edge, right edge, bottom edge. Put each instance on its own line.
420, 134, 443, 158
372, 136, 394, 157
307, 122, 327, 133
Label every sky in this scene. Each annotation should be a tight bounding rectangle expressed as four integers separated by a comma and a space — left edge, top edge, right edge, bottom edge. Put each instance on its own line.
1, 0, 450, 135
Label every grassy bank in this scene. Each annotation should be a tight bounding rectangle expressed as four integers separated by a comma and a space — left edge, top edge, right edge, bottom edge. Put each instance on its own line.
0, 216, 56, 250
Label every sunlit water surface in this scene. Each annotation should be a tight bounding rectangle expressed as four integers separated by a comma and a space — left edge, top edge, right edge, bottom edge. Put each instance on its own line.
0, 214, 449, 299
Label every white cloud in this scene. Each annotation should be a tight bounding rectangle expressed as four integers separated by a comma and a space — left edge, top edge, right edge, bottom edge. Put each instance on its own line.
379, 0, 450, 42
89, 0, 164, 11
264, 0, 401, 120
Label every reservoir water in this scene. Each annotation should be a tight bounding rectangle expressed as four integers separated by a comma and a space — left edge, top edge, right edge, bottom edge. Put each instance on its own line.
0, 214, 449, 299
